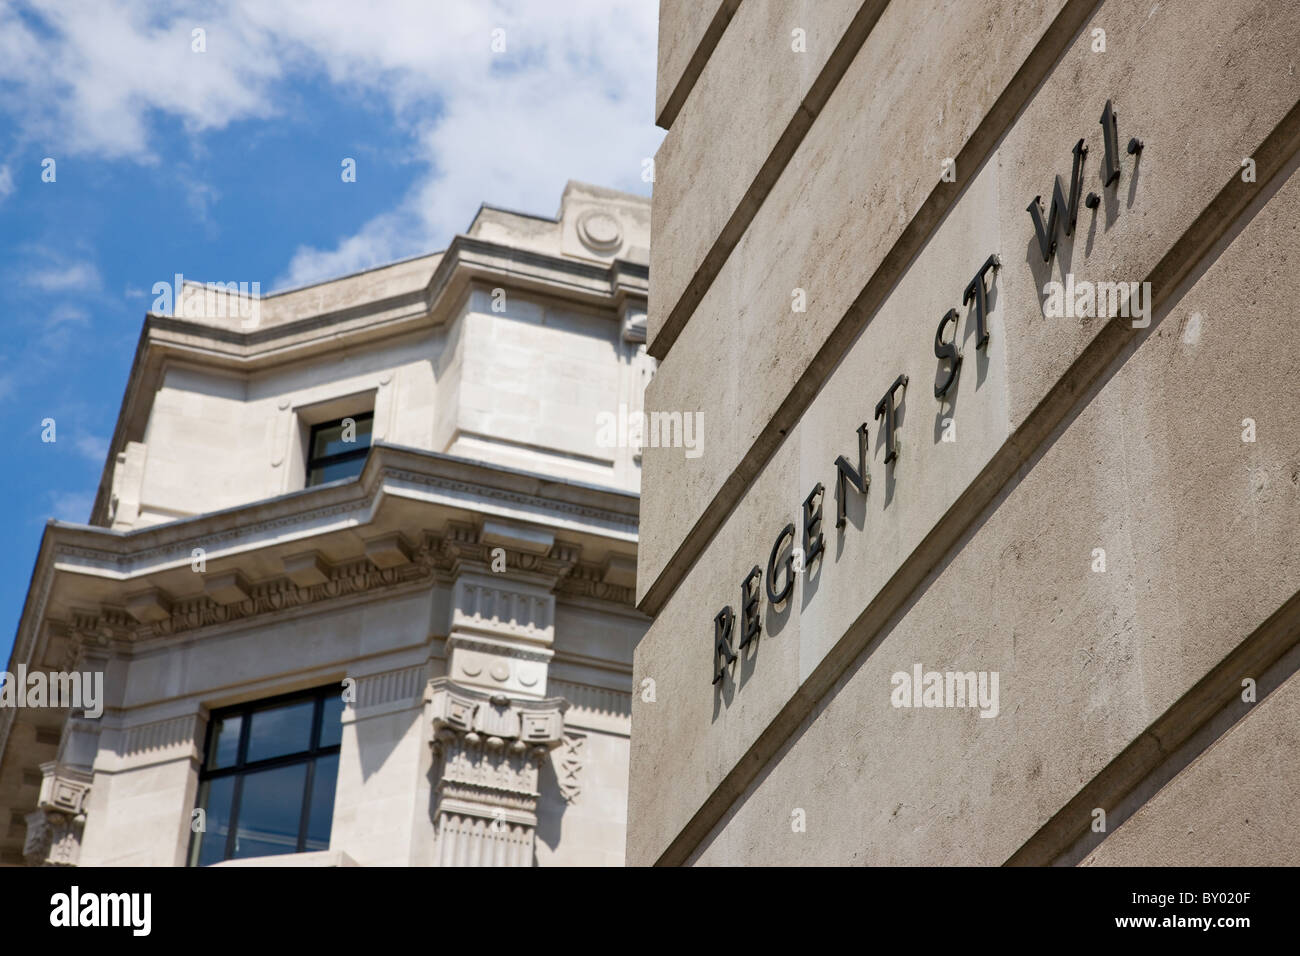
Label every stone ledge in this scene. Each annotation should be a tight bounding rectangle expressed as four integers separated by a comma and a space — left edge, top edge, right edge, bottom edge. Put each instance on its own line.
210, 849, 360, 867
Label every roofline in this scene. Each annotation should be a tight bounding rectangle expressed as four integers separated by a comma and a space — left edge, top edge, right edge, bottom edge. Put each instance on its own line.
87, 231, 649, 528
474, 201, 559, 224
263, 249, 445, 298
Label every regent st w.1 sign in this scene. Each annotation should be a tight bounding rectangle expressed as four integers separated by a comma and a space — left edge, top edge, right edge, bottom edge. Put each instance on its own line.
710, 99, 1142, 686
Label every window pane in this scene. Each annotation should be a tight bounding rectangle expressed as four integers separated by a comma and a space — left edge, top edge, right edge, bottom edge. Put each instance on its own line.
310, 422, 343, 458
245, 699, 314, 763
318, 694, 344, 749
191, 776, 235, 866
304, 753, 339, 851
312, 417, 372, 458
232, 763, 308, 859
307, 454, 368, 487
207, 714, 242, 770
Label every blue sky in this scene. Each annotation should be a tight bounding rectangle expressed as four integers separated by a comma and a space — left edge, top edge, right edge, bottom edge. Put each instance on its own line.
0, 0, 662, 666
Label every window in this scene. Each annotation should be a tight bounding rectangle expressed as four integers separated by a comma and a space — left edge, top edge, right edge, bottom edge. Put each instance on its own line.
188, 685, 344, 866
306, 412, 373, 486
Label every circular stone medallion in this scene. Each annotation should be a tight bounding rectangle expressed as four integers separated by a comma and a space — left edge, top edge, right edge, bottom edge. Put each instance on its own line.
577, 209, 623, 253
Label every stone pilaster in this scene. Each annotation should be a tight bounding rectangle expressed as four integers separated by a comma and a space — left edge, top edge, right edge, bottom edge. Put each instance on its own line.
430, 521, 580, 865
427, 678, 567, 867
445, 572, 556, 697
440, 520, 578, 699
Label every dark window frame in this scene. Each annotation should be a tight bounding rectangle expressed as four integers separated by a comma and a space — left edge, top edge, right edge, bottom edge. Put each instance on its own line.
306, 411, 374, 486
188, 684, 343, 866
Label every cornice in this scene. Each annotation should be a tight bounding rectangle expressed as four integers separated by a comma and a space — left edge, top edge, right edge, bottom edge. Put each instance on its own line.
134, 235, 647, 367
11, 533, 640, 761
5, 445, 641, 759
72, 443, 638, 574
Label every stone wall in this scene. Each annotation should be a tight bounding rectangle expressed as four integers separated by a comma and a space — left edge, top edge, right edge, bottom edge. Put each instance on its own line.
632, 0, 1300, 865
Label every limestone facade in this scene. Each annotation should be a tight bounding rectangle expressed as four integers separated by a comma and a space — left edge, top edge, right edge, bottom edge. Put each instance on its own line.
0, 180, 651, 867
632, 0, 1300, 865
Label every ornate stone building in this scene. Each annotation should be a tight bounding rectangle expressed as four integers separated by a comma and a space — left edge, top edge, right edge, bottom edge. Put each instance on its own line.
1, 180, 652, 867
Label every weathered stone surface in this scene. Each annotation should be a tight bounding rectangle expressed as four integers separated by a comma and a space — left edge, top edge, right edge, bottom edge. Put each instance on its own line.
1081, 665, 1300, 867
655, 0, 741, 128
638, 0, 1300, 616
629, 87, 1300, 866
648, 0, 876, 350
640, 0, 1071, 601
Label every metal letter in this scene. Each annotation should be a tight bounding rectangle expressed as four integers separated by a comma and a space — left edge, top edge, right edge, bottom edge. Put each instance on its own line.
962, 254, 1000, 351
1100, 99, 1121, 187
766, 523, 796, 606
712, 607, 736, 685
934, 308, 962, 398
834, 424, 870, 528
874, 375, 909, 465
802, 484, 825, 569
1026, 138, 1087, 262
739, 567, 762, 650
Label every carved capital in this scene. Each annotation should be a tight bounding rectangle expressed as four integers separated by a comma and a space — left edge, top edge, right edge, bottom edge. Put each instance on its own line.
445, 552, 573, 696
37, 761, 92, 815
23, 763, 92, 866
426, 679, 567, 867
449, 573, 556, 648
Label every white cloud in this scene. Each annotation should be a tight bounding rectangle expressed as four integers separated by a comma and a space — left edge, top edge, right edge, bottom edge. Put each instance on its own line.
0, 0, 664, 288
0, 0, 280, 161
24, 260, 101, 292
74, 434, 108, 463
33, 304, 92, 354
48, 489, 95, 523
0, 164, 12, 201
50, 303, 90, 324
185, 179, 221, 223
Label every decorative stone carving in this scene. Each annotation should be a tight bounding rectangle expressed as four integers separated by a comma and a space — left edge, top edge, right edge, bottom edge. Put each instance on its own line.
203, 571, 253, 605
556, 730, 586, 804
442, 524, 581, 698
362, 532, 412, 569
427, 679, 568, 867
446, 634, 552, 697
440, 521, 580, 581
351, 664, 428, 714
269, 399, 290, 470
576, 209, 624, 254
620, 301, 647, 345
124, 587, 172, 624
281, 550, 331, 587
45, 522, 632, 678
23, 762, 91, 867
451, 574, 555, 646
56, 533, 453, 647
554, 561, 636, 605
447, 564, 553, 691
